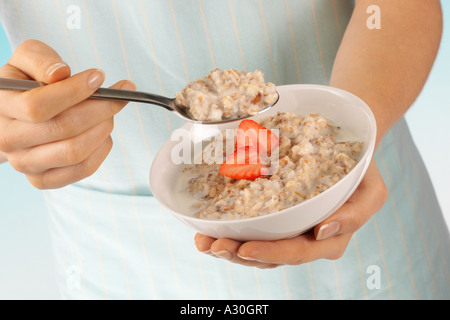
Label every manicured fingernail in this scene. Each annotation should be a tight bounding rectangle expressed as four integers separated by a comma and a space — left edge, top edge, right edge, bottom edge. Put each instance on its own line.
46, 62, 68, 78
88, 70, 105, 89
212, 250, 232, 260
316, 221, 340, 240
121, 81, 136, 91
237, 253, 256, 261
237, 254, 267, 263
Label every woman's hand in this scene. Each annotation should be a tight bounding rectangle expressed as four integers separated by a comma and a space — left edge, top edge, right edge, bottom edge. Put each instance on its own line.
194, 159, 387, 268
0, 40, 135, 189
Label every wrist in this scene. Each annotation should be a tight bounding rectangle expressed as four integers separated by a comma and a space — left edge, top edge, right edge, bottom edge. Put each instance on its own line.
329, 81, 393, 150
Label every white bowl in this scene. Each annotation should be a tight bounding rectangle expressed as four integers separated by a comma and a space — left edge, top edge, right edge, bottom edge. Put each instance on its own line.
150, 84, 376, 241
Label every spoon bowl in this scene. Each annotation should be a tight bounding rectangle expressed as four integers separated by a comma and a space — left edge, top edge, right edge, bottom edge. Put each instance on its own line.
0, 77, 278, 124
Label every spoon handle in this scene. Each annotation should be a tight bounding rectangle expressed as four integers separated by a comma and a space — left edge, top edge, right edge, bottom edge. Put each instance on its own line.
0, 77, 43, 90
92, 87, 174, 110
0, 77, 174, 111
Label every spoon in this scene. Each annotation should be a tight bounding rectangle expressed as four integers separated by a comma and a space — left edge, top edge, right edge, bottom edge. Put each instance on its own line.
0, 77, 278, 124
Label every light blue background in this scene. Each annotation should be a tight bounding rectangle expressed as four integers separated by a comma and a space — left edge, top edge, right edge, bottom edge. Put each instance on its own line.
0, 3, 449, 299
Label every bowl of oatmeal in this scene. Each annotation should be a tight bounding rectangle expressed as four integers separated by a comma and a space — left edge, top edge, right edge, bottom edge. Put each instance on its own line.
150, 84, 376, 241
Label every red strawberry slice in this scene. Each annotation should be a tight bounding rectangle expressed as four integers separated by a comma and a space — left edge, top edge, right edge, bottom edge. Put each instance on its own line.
219, 146, 268, 180
235, 119, 279, 156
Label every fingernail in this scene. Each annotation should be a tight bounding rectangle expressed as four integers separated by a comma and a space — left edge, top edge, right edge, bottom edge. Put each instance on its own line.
237, 253, 267, 263
88, 70, 105, 89
46, 62, 68, 78
316, 221, 340, 240
211, 250, 232, 260
237, 254, 257, 261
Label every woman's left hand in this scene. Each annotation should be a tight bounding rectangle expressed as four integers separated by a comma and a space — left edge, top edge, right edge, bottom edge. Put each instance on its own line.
194, 159, 387, 269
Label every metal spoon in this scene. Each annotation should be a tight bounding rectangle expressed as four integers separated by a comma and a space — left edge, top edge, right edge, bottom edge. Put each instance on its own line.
0, 77, 278, 124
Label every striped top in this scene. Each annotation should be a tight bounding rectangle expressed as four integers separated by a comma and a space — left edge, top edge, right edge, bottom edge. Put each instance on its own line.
1, 0, 449, 299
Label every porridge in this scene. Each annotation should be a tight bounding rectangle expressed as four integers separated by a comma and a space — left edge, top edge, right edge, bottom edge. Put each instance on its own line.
175, 68, 278, 121
176, 112, 363, 220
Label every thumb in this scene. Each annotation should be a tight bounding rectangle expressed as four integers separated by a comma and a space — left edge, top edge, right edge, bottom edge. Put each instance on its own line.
7, 39, 71, 84
314, 159, 388, 240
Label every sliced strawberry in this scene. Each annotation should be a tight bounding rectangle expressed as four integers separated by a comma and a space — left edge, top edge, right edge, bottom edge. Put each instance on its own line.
235, 119, 279, 156
219, 147, 267, 180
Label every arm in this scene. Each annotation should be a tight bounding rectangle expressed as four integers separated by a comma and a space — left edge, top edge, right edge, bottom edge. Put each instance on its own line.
331, 0, 443, 147
194, 0, 443, 267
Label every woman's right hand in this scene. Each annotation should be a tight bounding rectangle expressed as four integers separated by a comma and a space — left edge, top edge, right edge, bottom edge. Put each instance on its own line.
0, 40, 135, 189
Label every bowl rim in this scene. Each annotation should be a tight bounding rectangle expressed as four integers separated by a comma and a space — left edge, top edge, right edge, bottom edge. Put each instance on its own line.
150, 84, 377, 225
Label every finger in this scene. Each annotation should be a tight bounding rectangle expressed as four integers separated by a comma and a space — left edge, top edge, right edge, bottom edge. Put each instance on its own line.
7, 39, 71, 83
0, 80, 135, 152
26, 136, 113, 190
9, 118, 114, 174
194, 233, 216, 253
314, 160, 387, 240
236, 231, 353, 265
210, 237, 241, 260
3, 68, 106, 122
